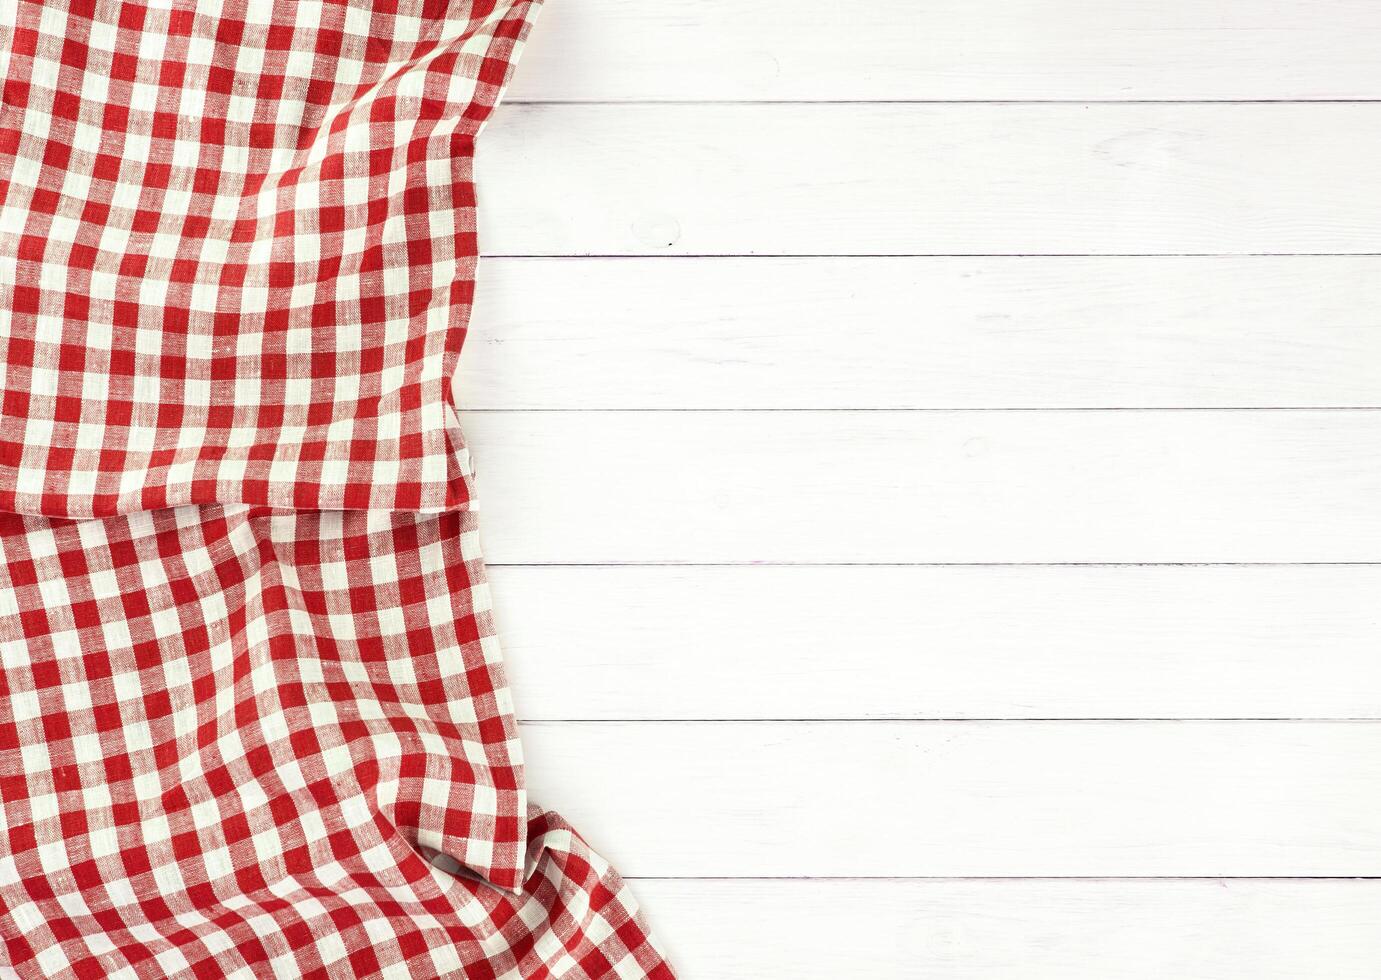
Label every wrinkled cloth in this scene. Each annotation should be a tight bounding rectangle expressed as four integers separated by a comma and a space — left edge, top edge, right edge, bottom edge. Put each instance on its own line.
0, 1, 672, 976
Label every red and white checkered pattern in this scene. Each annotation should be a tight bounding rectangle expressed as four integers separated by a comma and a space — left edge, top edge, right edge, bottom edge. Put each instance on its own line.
0, 0, 504, 516
0, 1, 673, 976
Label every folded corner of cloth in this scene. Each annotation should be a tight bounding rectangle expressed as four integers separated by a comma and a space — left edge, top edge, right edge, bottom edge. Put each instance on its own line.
0, 1, 674, 976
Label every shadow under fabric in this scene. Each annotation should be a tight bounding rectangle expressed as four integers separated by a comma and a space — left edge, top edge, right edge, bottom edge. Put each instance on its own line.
0, 2, 672, 976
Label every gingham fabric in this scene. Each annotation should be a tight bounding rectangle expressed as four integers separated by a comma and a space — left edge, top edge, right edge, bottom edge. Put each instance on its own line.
0, 1, 673, 976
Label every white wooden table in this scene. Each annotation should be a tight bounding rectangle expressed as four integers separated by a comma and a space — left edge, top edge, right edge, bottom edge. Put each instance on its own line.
461, 2, 1381, 975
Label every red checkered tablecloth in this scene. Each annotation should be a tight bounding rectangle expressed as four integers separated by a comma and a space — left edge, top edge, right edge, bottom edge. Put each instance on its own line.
0, 1, 672, 976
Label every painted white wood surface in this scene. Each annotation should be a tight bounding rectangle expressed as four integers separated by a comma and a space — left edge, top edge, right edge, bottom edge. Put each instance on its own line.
475, 5, 1381, 974
477, 104, 1381, 256
462, 257, 1381, 409
464, 410, 1381, 564
491, 565, 1381, 721
518, 721, 1381, 878
631, 879, 1381, 980
510, 0, 1381, 103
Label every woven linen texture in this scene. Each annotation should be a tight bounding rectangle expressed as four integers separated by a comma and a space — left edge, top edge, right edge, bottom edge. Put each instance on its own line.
0, 1, 673, 976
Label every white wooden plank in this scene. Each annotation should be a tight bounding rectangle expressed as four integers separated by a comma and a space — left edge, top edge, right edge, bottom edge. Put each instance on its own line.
510, 0, 1381, 103
477, 104, 1381, 256
462, 256, 1381, 409
463, 410, 1381, 564
492, 565, 1381, 721
634, 879, 1381, 980
521, 721, 1381, 877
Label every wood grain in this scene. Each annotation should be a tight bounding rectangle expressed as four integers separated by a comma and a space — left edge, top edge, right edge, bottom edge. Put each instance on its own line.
510, 0, 1381, 102
481, 17, 1381, 974
477, 104, 1381, 256
462, 256, 1381, 409
520, 721, 1381, 877
634, 879, 1381, 980
463, 409, 1381, 564
491, 565, 1381, 721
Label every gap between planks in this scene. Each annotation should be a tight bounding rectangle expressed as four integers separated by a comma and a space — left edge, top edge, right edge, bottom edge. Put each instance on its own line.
477, 249, 1381, 256
460, 404, 1378, 422
618, 877, 1381, 888
519, 718, 1381, 724
505, 100, 1381, 106
486, 562, 1381, 567
521, 718, 1381, 724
